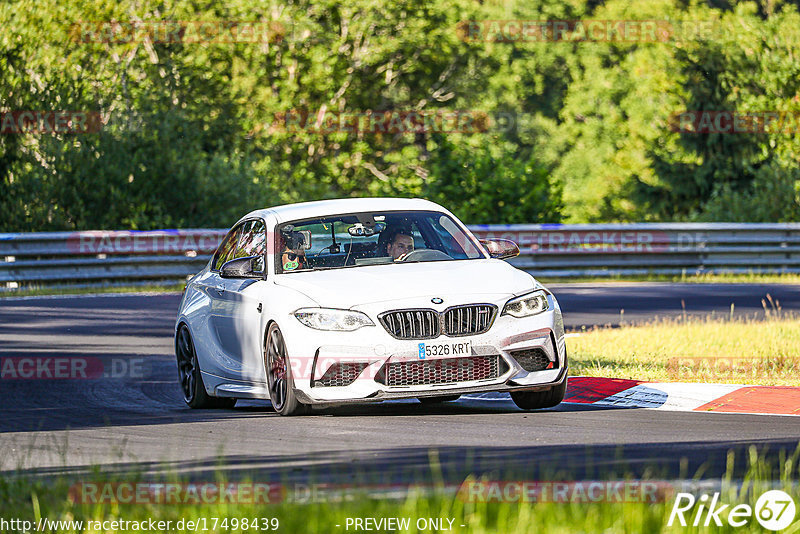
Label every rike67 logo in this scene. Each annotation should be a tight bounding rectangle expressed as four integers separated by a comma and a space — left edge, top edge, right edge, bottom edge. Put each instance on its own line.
668, 490, 796, 531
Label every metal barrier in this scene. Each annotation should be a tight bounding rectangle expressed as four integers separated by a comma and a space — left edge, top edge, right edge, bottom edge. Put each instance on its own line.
1, 224, 799, 288
469, 223, 800, 278
0, 230, 226, 287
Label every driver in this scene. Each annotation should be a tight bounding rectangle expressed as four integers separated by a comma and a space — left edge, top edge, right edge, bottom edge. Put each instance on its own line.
281, 231, 307, 271
385, 229, 414, 261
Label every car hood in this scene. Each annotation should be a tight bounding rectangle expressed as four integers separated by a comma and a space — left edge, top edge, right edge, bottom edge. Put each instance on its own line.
272, 259, 537, 309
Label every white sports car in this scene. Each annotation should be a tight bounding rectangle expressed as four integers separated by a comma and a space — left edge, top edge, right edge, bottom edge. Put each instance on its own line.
175, 198, 567, 415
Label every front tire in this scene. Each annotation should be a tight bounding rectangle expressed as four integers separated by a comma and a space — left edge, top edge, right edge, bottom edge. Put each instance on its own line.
510, 379, 566, 410
264, 323, 309, 416
175, 324, 236, 409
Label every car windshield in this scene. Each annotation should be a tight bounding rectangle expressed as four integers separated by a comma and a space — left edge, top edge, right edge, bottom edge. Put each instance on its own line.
276, 210, 485, 273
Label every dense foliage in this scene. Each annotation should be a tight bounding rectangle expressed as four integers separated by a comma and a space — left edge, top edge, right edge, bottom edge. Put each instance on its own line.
1, 0, 798, 230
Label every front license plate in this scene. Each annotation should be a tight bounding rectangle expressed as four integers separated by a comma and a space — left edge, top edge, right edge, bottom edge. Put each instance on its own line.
418, 341, 472, 359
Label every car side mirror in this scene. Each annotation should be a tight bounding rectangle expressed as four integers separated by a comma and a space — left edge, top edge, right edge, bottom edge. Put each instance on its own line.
220, 256, 264, 279
479, 239, 520, 260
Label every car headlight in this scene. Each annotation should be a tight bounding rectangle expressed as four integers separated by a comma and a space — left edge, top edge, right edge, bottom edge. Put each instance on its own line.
293, 308, 375, 331
501, 290, 550, 318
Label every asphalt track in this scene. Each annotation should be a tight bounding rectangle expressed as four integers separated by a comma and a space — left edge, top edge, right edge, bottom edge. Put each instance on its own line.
2, 283, 800, 485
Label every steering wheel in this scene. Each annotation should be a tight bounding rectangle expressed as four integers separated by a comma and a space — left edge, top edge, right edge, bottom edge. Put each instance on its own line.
398, 249, 452, 262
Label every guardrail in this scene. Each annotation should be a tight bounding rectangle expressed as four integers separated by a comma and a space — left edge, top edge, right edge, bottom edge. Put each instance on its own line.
1, 223, 799, 288
0, 230, 226, 287
470, 223, 800, 278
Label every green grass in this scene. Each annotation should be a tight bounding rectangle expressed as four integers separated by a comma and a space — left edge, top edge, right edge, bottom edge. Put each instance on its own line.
2, 446, 800, 533
569, 311, 800, 385
0, 282, 185, 298
539, 272, 800, 285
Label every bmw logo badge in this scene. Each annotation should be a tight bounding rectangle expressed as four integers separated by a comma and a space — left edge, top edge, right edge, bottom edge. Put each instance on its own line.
431, 297, 443, 304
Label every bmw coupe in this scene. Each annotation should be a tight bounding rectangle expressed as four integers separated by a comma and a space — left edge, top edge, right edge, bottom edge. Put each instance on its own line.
175, 198, 567, 415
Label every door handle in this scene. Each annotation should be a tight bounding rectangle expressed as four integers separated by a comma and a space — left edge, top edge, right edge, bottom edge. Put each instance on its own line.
214, 284, 225, 294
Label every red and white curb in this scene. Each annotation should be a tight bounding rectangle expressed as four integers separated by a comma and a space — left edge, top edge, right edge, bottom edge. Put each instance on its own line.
564, 377, 800, 416
465, 377, 800, 416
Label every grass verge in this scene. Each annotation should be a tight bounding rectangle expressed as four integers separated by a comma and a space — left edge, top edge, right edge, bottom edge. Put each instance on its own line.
0, 283, 184, 298
569, 311, 800, 385
2, 446, 800, 533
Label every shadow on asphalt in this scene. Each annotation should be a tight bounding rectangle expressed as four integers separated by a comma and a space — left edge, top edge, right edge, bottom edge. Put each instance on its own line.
0, 384, 639, 433
10, 438, 800, 486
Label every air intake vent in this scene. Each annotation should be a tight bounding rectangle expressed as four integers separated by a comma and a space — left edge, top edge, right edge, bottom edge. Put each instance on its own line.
376, 355, 507, 386
314, 362, 368, 387
510, 348, 554, 372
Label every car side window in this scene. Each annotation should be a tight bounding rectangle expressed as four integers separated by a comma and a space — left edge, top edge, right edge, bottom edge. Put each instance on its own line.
409, 223, 425, 249
234, 220, 266, 273
212, 224, 244, 271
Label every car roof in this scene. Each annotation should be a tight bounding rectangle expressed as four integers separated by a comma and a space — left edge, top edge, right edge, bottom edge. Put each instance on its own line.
240, 197, 448, 225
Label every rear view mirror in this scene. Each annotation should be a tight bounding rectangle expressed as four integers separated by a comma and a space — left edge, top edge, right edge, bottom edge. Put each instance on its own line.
282, 228, 312, 250
296, 230, 312, 249
479, 239, 520, 260
348, 222, 387, 237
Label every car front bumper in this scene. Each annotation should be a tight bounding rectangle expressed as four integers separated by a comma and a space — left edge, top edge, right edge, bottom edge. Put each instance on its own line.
294, 365, 568, 406
282, 298, 567, 405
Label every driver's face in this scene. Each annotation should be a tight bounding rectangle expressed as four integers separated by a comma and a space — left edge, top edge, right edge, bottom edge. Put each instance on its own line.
387, 234, 414, 260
